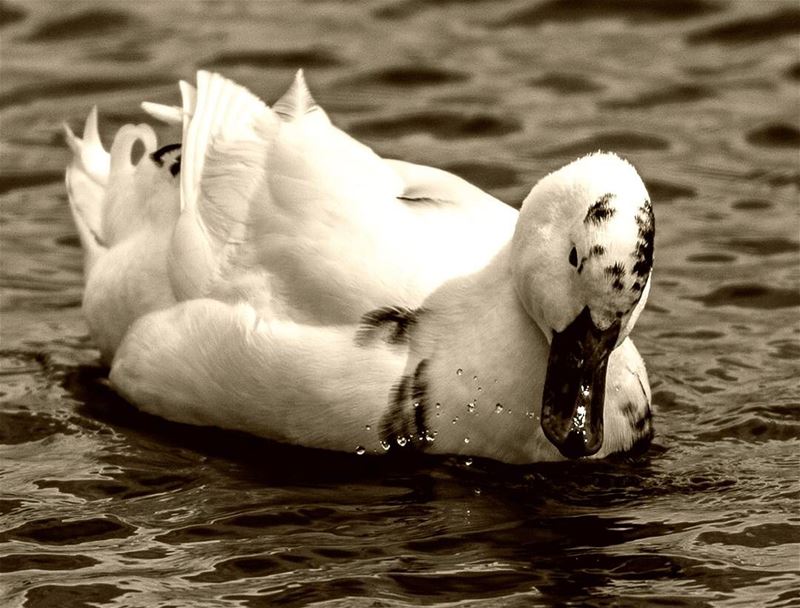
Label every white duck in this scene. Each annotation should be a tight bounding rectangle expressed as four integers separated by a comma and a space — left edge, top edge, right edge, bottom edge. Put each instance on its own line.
64, 70, 655, 464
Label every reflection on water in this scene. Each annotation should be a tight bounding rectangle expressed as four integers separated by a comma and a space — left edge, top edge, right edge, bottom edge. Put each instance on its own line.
1, 0, 798, 606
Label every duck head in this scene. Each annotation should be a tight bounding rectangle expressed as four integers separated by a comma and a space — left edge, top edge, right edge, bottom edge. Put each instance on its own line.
511, 153, 654, 458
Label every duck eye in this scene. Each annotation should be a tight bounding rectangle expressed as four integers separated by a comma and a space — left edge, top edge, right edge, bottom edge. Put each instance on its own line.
569, 246, 578, 268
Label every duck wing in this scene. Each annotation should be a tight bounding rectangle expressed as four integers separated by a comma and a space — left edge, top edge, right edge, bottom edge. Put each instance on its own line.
166, 71, 274, 300
110, 297, 406, 453
161, 71, 517, 324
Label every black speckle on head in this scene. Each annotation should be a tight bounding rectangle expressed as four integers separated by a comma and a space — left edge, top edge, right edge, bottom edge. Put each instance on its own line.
355, 306, 422, 347
632, 199, 655, 279
605, 262, 626, 278
590, 244, 606, 257
605, 262, 626, 290
585, 193, 616, 225
631, 281, 643, 293
150, 142, 181, 167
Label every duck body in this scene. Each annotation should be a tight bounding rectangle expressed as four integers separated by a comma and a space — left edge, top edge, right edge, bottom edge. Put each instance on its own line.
65, 70, 655, 463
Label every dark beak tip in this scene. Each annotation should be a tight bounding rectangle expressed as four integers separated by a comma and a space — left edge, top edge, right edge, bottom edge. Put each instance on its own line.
554, 430, 603, 459
541, 410, 604, 459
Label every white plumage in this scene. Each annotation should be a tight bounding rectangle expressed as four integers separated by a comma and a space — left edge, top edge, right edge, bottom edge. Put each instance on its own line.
64, 70, 655, 463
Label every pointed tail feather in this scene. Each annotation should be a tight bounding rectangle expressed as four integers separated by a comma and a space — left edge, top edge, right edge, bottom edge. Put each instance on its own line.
64, 107, 110, 270
273, 69, 318, 119
141, 101, 183, 125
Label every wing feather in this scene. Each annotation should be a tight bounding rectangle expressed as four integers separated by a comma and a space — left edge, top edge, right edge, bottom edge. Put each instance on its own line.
168, 71, 276, 299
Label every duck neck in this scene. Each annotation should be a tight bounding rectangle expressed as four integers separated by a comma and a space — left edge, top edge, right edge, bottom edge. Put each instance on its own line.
394, 245, 562, 463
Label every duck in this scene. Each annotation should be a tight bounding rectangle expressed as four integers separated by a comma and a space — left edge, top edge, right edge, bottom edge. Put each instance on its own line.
64, 70, 655, 464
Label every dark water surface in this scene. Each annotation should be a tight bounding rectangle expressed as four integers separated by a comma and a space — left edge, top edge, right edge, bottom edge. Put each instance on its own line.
1, 1, 799, 606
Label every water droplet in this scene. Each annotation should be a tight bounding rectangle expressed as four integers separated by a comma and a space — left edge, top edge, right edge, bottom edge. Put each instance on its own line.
435, 402, 441, 410
473, 487, 481, 495
464, 457, 473, 466
494, 403, 504, 414
477, 386, 482, 392
466, 401, 475, 414
380, 440, 391, 451
424, 430, 436, 442
413, 401, 420, 409
472, 375, 478, 382
464, 436, 470, 444
355, 446, 366, 455
456, 368, 463, 376
525, 410, 535, 419
452, 416, 459, 424
365, 424, 371, 431
397, 436, 408, 447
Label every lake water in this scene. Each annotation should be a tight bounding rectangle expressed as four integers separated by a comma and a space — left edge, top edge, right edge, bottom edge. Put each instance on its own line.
1, 1, 798, 606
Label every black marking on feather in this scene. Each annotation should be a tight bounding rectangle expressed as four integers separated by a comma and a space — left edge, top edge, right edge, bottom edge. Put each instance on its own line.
618, 369, 655, 457
411, 359, 430, 442
382, 374, 413, 448
380, 358, 432, 451
634, 409, 650, 432
150, 142, 181, 167
397, 195, 450, 205
355, 306, 422, 347
620, 401, 654, 455
632, 199, 655, 279
169, 154, 181, 177
577, 257, 586, 274
585, 193, 616, 225
629, 406, 654, 456
621, 401, 637, 426
605, 262, 625, 278
605, 262, 626, 291
590, 244, 606, 257
631, 281, 643, 292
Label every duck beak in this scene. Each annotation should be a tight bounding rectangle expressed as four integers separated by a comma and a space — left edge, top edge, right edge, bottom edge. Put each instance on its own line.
541, 307, 620, 459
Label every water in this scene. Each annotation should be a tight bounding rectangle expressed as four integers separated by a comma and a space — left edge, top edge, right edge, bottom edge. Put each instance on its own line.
1, 1, 798, 606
